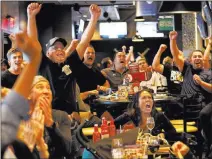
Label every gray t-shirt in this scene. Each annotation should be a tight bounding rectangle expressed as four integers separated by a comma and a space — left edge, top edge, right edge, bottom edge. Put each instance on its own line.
102, 67, 129, 90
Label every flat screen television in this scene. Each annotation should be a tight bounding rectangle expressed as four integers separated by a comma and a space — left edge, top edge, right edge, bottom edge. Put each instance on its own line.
136, 21, 164, 37
158, 15, 175, 32
99, 22, 127, 39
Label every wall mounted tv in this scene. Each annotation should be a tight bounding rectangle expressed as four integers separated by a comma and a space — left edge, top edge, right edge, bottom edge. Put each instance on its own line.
158, 15, 175, 32
99, 22, 127, 39
136, 21, 164, 37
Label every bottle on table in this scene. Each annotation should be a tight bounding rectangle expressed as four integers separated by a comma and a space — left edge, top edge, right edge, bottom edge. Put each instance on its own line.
101, 117, 109, 139
109, 119, 116, 137
92, 124, 101, 143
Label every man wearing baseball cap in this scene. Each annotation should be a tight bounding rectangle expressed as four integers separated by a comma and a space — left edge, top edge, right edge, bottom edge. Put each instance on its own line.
27, 3, 101, 114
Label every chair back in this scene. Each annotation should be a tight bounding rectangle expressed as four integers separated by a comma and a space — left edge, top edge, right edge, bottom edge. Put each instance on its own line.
182, 93, 203, 132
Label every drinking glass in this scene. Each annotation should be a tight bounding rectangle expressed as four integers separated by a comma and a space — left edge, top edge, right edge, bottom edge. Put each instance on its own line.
146, 117, 155, 134
148, 136, 160, 159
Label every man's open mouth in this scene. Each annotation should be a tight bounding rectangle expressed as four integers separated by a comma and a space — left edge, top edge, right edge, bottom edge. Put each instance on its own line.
88, 57, 93, 61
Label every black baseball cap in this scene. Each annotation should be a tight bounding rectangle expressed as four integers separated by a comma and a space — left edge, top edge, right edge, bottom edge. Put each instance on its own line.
46, 37, 67, 51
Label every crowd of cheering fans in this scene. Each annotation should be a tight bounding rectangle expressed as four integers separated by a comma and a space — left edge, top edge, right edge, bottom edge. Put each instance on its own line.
1, 2, 212, 159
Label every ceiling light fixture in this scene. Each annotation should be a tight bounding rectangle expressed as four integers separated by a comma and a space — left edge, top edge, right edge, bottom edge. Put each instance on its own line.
134, 16, 145, 22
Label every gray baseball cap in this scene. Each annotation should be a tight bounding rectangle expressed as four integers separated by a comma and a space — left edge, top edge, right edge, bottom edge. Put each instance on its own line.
46, 37, 67, 51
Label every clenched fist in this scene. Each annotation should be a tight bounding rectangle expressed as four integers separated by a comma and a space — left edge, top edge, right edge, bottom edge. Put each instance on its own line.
169, 31, 178, 40
27, 3, 42, 17
159, 44, 167, 52
193, 74, 202, 85
89, 4, 101, 20
70, 39, 79, 49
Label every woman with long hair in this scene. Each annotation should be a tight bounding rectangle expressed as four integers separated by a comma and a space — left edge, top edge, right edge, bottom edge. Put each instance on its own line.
115, 88, 176, 138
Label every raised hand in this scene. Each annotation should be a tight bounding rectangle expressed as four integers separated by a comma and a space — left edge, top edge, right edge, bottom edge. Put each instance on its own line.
89, 4, 101, 20
129, 46, 134, 53
15, 30, 41, 60
159, 44, 167, 52
169, 31, 178, 40
27, 3, 42, 17
37, 96, 54, 127
70, 39, 79, 49
122, 45, 126, 53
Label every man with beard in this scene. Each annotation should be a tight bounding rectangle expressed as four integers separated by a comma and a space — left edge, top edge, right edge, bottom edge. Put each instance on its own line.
101, 51, 128, 91
170, 31, 212, 157
169, 31, 212, 103
1, 48, 23, 88
27, 3, 101, 114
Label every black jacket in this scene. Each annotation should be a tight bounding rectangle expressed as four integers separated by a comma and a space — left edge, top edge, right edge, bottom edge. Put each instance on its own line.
114, 110, 177, 140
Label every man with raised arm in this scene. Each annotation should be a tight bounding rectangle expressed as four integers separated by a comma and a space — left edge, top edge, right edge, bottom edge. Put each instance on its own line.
169, 31, 212, 102
27, 3, 101, 114
1, 28, 42, 150
169, 31, 212, 157
101, 51, 128, 90
152, 44, 182, 94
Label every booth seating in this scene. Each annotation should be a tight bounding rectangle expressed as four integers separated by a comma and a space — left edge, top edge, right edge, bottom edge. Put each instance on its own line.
173, 125, 198, 133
